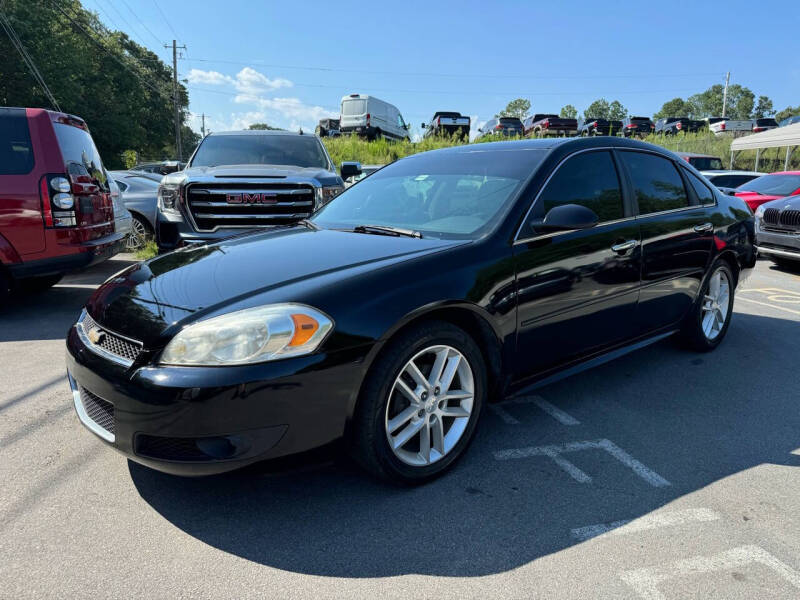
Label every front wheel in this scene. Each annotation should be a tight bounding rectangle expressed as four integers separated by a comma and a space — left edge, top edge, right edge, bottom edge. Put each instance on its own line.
349, 321, 486, 485
681, 261, 734, 351
126, 215, 153, 251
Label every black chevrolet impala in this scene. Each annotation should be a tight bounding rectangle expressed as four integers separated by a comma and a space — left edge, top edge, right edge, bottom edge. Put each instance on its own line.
66, 138, 755, 484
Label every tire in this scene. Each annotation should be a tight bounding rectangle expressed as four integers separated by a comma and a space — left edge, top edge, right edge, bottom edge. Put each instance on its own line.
126, 215, 153, 251
349, 320, 486, 485
19, 273, 63, 293
680, 260, 735, 352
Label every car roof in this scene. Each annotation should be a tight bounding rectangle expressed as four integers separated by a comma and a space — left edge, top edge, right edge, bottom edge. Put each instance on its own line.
699, 170, 760, 176
208, 130, 309, 137
676, 152, 720, 159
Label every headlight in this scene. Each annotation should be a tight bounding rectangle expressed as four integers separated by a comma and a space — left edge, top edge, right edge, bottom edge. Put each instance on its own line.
754, 204, 766, 219
159, 304, 333, 366
315, 185, 344, 207
158, 183, 181, 215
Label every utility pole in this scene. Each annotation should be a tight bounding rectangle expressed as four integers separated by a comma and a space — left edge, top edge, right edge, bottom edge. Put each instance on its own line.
201, 113, 206, 138
165, 40, 187, 160
722, 71, 730, 117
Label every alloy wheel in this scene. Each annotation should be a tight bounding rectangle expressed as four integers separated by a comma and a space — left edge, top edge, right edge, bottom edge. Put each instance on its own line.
384, 345, 474, 467
701, 268, 731, 340
126, 218, 149, 251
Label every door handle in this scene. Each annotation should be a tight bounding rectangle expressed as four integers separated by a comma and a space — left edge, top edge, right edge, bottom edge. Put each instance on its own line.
694, 222, 714, 233
611, 240, 637, 254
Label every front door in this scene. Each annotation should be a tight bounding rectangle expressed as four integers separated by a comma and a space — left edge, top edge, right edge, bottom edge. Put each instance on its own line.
513, 149, 641, 378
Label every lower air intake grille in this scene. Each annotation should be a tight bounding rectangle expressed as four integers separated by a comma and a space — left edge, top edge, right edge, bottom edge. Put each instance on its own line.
79, 386, 114, 435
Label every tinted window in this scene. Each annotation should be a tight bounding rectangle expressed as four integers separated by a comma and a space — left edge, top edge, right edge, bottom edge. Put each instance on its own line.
739, 174, 800, 196
710, 174, 756, 188
191, 135, 328, 169
53, 123, 108, 190
113, 179, 129, 192
688, 157, 723, 170
620, 152, 688, 215
0, 111, 35, 175
535, 150, 623, 224
687, 172, 714, 204
313, 149, 546, 239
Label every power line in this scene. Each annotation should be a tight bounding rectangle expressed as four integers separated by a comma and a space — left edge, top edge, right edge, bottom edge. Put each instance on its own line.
183, 57, 722, 82
119, 0, 163, 46
151, 0, 178, 40
96, 0, 147, 46
0, 9, 61, 110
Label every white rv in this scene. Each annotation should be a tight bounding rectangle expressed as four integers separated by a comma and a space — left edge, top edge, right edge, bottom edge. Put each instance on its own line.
339, 94, 411, 141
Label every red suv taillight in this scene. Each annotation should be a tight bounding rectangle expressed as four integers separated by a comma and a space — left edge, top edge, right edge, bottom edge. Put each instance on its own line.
39, 174, 76, 227
676, 122, 682, 130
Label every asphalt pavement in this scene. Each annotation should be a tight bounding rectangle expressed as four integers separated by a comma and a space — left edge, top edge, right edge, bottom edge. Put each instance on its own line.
1, 255, 799, 599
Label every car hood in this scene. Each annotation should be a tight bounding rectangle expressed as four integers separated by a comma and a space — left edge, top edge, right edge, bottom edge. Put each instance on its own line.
180, 164, 335, 180
759, 194, 800, 211
86, 226, 464, 344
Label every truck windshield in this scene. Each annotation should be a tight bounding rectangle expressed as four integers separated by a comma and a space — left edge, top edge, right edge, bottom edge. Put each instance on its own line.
739, 174, 800, 195
53, 123, 109, 190
190, 135, 329, 169
312, 148, 546, 239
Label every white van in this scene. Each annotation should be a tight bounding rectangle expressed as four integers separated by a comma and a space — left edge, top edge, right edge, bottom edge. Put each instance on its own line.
339, 94, 411, 141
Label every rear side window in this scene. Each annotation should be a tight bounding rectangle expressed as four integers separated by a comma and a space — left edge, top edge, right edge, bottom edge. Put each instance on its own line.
0, 111, 35, 175
712, 174, 754, 188
536, 150, 624, 224
53, 123, 109, 190
687, 172, 715, 205
620, 152, 688, 215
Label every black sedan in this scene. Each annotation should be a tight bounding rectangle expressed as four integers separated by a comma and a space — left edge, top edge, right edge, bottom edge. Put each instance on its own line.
66, 137, 756, 484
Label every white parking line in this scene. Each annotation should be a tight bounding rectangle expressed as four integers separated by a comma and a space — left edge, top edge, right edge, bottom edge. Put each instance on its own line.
571, 508, 720, 542
494, 439, 671, 487
489, 395, 580, 426
620, 545, 800, 600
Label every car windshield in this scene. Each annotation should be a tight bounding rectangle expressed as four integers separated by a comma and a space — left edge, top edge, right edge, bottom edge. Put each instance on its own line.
739, 174, 800, 195
689, 157, 724, 170
312, 148, 545, 239
190, 135, 328, 169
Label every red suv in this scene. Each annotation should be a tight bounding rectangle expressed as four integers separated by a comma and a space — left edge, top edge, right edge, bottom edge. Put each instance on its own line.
0, 108, 125, 301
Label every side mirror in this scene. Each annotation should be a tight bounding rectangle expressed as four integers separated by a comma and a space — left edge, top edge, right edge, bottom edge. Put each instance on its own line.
340, 161, 362, 180
538, 204, 599, 231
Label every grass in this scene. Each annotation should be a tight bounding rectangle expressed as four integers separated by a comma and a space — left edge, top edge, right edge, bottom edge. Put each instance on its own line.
323, 132, 799, 172
135, 239, 158, 260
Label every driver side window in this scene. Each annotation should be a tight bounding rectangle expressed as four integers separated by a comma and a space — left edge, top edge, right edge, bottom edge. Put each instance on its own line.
525, 150, 624, 235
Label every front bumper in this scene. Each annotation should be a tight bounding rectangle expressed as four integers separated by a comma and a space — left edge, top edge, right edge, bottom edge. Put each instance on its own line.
8, 231, 126, 279
65, 321, 372, 476
755, 222, 800, 261
155, 209, 246, 252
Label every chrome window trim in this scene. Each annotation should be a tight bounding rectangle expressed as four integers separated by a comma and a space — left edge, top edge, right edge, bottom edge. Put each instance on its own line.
76, 310, 138, 368
68, 372, 115, 443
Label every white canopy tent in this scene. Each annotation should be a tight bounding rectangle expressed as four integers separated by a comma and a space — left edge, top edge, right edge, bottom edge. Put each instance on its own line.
729, 122, 800, 171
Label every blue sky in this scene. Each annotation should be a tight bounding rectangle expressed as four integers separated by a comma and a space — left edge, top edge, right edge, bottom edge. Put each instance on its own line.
86, 0, 799, 139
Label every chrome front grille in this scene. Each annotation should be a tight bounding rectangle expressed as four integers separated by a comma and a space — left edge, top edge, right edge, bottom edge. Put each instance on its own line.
79, 386, 115, 436
80, 312, 143, 365
185, 182, 316, 231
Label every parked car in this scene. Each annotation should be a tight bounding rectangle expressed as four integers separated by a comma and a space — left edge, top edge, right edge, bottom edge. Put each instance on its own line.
754, 195, 800, 268
734, 171, 800, 212
621, 116, 654, 138
67, 136, 755, 484
655, 117, 701, 135
523, 114, 578, 137
477, 117, 524, 138
0, 107, 125, 302
343, 164, 383, 188
700, 170, 761, 194
421, 112, 470, 138
131, 161, 185, 176
109, 171, 161, 250
339, 94, 410, 141
752, 118, 779, 133
709, 119, 753, 137
109, 176, 132, 246
676, 152, 725, 171
578, 118, 623, 137
155, 129, 356, 252
315, 118, 340, 138
778, 115, 800, 127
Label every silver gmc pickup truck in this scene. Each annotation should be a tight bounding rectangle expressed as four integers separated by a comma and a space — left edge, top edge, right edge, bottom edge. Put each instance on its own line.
155, 130, 360, 252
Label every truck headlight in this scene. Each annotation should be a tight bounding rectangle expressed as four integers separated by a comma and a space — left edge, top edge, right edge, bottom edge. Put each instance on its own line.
315, 185, 344, 207
159, 304, 333, 366
158, 183, 181, 215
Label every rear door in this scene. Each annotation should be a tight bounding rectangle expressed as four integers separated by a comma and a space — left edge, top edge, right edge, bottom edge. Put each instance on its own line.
617, 150, 714, 333
53, 121, 114, 241
0, 108, 45, 254
513, 149, 641, 378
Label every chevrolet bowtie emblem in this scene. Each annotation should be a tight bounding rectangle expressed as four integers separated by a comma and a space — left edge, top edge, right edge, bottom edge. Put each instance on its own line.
87, 327, 105, 345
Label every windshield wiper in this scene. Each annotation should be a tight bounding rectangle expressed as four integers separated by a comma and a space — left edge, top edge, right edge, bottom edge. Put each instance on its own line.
352, 224, 423, 238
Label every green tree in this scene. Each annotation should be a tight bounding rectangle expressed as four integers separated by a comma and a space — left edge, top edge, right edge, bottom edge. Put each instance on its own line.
654, 97, 693, 119
608, 100, 627, 121
559, 104, 578, 119
584, 98, 610, 120
496, 98, 531, 120
248, 122, 282, 130
775, 105, 800, 122
753, 96, 775, 119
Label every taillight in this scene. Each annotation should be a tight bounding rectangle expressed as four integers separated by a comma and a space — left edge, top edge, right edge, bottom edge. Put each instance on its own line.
436, 117, 441, 125
495, 124, 503, 130
676, 122, 682, 130
542, 119, 549, 127
753, 127, 764, 132
626, 124, 636, 128
366, 113, 370, 126
40, 175, 76, 227
720, 122, 726, 131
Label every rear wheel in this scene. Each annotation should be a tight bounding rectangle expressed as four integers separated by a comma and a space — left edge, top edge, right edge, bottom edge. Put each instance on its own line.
349, 321, 486, 485
681, 261, 734, 351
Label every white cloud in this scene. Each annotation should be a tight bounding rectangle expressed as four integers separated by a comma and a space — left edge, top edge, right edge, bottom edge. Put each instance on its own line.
186, 67, 292, 93
234, 95, 336, 124
186, 69, 232, 86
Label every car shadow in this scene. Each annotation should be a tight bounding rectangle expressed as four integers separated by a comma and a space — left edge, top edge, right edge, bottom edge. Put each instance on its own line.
0, 256, 136, 342
130, 310, 800, 578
